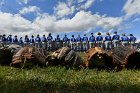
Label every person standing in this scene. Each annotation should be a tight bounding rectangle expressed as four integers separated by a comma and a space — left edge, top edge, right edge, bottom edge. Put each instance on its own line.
24, 35, 30, 46
7, 35, 12, 45
112, 31, 120, 48
129, 34, 136, 48
104, 32, 112, 50
18, 37, 24, 47
82, 34, 88, 51
30, 35, 35, 47
70, 35, 76, 50
47, 33, 53, 51
121, 33, 129, 46
112, 32, 120, 48
41, 35, 47, 50
2, 34, 7, 46
89, 33, 95, 48
76, 34, 82, 52
55, 35, 61, 50
96, 32, 103, 48
63, 34, 69, 47
13, 35, 18, 44
35, 34, 41, 48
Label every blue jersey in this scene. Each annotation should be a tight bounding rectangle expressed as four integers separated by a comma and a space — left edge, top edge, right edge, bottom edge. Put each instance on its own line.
19, 38, 23, 44
129, 36, 136, 42
24, 37, 29, 42
76, 37, 82, 42
89, 36, 95, 42
63, 37, 68, 42
30, 38, 35, 43
42, 37, 47, 42
47, 36, 53, 41
2, 37, 7, 42
7, 37, 12, 42
82, 37, 88, 42
121, 36, 129, 41
35, 37, 41, 42
55, 37, 60, 42
105, 36, 111, 41
113, 35, 120, 40
71, 37, 76, 42
13, 37, 18, 43
96, 36, 103, 41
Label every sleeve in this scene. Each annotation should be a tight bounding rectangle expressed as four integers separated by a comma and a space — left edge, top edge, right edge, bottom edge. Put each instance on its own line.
129, 37, 131, 41
101, 36, 103, 40
127, 37, 129, 41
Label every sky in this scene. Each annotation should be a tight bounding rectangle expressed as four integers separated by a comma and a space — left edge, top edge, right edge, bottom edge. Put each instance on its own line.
0, 0, 140, 41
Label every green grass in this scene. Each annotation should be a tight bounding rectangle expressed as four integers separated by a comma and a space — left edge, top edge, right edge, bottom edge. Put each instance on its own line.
0, 53, 140, 93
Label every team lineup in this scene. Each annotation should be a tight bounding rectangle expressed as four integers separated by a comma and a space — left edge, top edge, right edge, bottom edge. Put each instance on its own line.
0, 31, 137, 51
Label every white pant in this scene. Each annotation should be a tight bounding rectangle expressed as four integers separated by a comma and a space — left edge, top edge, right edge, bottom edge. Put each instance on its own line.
55, 42, 60, 49
42, 42, 46, 49
96, 41, 103, 48
63, 42, 69, 47
71, 42, 76, 50
77, 42, 82, 51
83, 42, 88, 51
104, 41, 112, 50
113, 40, 119, 48
130, 41, 136, 48
47, 41, 52, 51
35, 42, 41, 48
122, 41, 128, 46
47, 41, 52, 48
89, 42, 95, 48
24, 42, 29, 47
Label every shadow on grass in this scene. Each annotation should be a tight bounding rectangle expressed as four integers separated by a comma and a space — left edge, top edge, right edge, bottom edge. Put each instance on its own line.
0, 78, 140, 93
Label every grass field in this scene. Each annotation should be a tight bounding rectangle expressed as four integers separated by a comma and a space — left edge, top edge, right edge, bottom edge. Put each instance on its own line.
0, 53, 140, 93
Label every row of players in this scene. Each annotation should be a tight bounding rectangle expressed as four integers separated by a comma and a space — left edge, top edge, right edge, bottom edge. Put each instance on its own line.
0, 32, 137, 51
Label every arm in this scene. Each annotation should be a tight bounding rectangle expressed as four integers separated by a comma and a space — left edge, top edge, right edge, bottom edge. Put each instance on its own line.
112, 35, 114, 40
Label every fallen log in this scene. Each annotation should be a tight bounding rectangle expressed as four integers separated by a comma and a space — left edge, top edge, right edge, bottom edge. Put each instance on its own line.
46, 47, 83, 68
83, 47, 114, 70
11, 47, 48, 68
0, 48, 13, 65
112, 46, 140, 70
